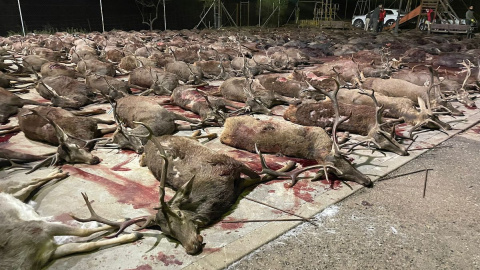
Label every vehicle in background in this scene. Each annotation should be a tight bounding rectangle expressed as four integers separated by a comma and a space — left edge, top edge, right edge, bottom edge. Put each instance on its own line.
352, 9, 406, 29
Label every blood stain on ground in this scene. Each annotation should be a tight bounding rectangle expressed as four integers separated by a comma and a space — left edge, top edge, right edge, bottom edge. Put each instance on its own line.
285, 180, 315, 203
63, 165, 158, 211
52, 213, 74, 224
0, 132, 18, 144
153, 252, 183, 266
111, 156, 135, 171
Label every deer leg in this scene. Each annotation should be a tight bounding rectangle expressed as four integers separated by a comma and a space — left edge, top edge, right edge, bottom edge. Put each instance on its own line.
0, 126, 20, 136
99, 126, 117, 135
52, 232, 141, 259
91, 118, 115, 125
12, 171, 69, 201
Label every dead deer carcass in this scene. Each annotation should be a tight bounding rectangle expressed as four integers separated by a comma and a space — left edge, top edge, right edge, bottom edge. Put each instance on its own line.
85, 73, 131, 100
0, 169, 69, 201
40, 62, 79, 78
257, 73, 323, 100
0, 87, 47, 124
18, 110, 101, 173
114, 95, 201, 138
18, 106, 114, 148
134, 135, 294, 254
284, 98, 408, 155
337, 88, 451, 136
128, 67, 178, 95
165, 61, 204, 84
76, 58, 116, 77
219, 77, 293, 114
171, 85, 240, 123
36, 75, 95, 109
220, 115, 373, 187
0, 193, 141, 270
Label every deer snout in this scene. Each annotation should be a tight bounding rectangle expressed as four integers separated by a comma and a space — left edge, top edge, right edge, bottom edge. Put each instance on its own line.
88, 156, 101, 165
185, 234, 204, 255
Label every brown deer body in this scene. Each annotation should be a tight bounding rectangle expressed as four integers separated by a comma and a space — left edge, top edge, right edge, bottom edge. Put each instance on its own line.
77, 59, 116, 77
171, 86, 239, 122
337, 88, 451, 133
138, 135, 291, 254
283, 101, 408, 155
36, 76, 95, 109
0, 87, 46, 124
128, 67, 178, 95
219, 77, 292, 114
115, 95, 201, 138
18, 106, 114, 148
220, 115, 372, 187
40, 62, 78, 78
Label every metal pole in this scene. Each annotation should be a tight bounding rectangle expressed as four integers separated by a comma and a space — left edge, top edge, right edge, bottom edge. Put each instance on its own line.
163, 0, 167, 30
278, 0, 280, 27
17, 0, 26, 36
99, 0, 105, 32
259, 0, 262, 26
394, 0, 403, 35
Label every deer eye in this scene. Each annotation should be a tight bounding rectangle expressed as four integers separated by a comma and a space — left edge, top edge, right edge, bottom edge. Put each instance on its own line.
176, 210, 183, 218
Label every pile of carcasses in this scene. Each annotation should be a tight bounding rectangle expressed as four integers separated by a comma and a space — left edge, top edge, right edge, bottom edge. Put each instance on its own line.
0, 27, 478, 269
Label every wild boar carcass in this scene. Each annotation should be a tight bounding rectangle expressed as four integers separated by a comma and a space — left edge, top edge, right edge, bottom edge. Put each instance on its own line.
36, 75, 95, 109
220, 115, 373, 187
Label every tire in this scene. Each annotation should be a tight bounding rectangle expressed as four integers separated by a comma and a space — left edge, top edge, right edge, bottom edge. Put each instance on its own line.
386, 20, 395, 27
353, 19, 364, 29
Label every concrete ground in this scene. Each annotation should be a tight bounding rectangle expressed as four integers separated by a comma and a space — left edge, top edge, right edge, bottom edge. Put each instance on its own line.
228, 128, 480, 270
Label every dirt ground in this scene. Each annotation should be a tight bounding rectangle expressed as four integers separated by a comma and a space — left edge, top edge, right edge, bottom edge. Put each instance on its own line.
228, 128, 480, 270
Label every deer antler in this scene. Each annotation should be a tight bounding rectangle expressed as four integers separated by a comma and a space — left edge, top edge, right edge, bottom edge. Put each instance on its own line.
71, 192, 150, 238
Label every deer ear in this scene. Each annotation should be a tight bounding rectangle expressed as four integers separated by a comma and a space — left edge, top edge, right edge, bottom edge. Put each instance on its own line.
177, 175, 195, 198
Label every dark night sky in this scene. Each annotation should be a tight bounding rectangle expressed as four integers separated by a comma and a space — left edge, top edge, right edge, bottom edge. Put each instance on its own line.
0, 0, 478, 36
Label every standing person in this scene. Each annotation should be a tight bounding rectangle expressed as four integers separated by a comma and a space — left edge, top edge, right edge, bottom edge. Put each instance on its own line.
371, 4, 382, 33
466, 6, 476, 26
365, 10, 371, 31
466, 6, 477, 38
426, 8, 435, 33
377, 7, 386, 32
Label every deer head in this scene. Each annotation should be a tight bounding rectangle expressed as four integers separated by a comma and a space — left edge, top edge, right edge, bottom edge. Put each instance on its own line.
26, 110, 100, 174
145, 137, 204, 255
298, 73, 373, 187
350, 89, 408, 156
